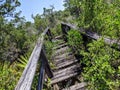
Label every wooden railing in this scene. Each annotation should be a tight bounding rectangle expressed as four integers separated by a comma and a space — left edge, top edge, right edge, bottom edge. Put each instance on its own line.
15, 27, 53, 90
15, 22, 120, 90
61, 22, 120, 50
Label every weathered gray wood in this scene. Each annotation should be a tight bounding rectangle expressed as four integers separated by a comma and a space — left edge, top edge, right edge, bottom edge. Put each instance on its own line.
51, 34, 82, 86
55, 59, 79, 70
15, 27, 50, 90
55, 35, 63, 39
62, 82, 87, 90
51, 64, 81, 85
53, 63, 80, 76
52, 39, 66, 45
55, 54, 75, 63
54, 52, 72, 60
53, 84, 60, 90
46, 29, 53, 41
41, 49, 53, 78
54, 46, 69, 55
61, 22, 120, 50
53, 43, 67, 50
37, 53, 45, 90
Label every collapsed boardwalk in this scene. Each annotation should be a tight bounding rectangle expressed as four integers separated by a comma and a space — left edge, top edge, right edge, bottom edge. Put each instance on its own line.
15, 23, 87, 90
16, 22, 120, 90
51, 35, 86, 90
15, 22, 120, 90
15, 27, 53, 90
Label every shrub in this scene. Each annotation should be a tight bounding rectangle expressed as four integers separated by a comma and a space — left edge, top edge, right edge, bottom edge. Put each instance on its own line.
81, 38, 120, 90
67, 29, 84, 54
0, 62, 22, 90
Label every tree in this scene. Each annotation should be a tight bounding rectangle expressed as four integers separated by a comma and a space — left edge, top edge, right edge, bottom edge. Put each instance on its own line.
0, 0, 21, 17
81, 39, 120, 89
63, 0, 81, 18
0, 0, 37, 63
64, 0, 120, 89
42, 6, 56, 27
33, 14, 47, 33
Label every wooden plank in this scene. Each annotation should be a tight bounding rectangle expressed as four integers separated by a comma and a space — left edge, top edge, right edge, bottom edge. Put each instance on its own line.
62, 82, 87, 90
53, 63, 80, 76
37, 49, 53, 90
46, 29, 53, 41
41, 49, 53, 78
15, 27, 49, 90
51, 64, 81, 84
51, 72, 79, 85
53, 40, 66, 45
54, 52, 73, 60
53, 84, 59, 90
53, 43, 67, 50
61, 22, 120, 50
55, 35, 63, 39
55, 59, 79, 70
54, 46, 69, 55
55, 54, 75, 63
37, 54, 45, 90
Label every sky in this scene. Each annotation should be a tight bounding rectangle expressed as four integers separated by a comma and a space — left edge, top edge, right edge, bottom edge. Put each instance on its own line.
16, 0, 65, 22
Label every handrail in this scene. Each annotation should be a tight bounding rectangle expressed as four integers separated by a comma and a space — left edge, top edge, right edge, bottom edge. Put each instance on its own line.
61, 22, 120, 50
15, 27, 53, 90
37, 49, 53, 90
37, 49, 45, 90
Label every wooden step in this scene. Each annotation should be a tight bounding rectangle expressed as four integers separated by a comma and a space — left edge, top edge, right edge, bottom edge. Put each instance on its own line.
55, 54, 75, 64
62, 82, 87, 90
53, 63, 80, 75
57, 41, 66, 45
55, 35, 63, 39
52, 39, 65, 44
53, 43, 67, 50
54, 46, 69, 56
54, 52, 73, 60
55, 59, 79, 70
54, 49, 71, 57
51, 64, 81, 85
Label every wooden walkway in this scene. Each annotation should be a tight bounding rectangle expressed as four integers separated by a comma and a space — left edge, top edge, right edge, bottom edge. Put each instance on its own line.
15, 22, 120, 90
50, 35, 87, 90
15, 25, 87, 90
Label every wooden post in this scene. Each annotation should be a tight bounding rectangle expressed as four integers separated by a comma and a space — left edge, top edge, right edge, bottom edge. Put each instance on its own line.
15, 27, 50, 90
37, 56, 45, 90
53, 84, 59, 90
37, 49, 53, 90
61, 23, 71, 42
61, 23, 70, 35
61, 22, 120, 50
41, 49, 53, 78
46, 29, 53, 41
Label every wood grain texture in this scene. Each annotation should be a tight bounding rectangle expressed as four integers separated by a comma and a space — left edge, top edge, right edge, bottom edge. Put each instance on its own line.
55, 59, 79, 70
61, 22, 120, 50
62, 82, 87, 90
51, 64, 81, 84
15, 27, 49, 90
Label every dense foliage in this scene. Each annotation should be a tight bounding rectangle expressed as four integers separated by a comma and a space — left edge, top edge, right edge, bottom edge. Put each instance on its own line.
67, 30, 83, 55
81, 39, 120, 89
64, 0, 120, 89
0, 17, 36, 63
0, 0, 37, 89
1, 0, 120, 89
0, 61, 22, 89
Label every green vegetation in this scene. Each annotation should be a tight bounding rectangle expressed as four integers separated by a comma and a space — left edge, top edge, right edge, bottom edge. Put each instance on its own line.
67, 29, 84, 54
1, 0, 120, 90
1, 0, 40, 89
64, 0, 120, 89
81, 39, 120, 89
0, 61, 22, 90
